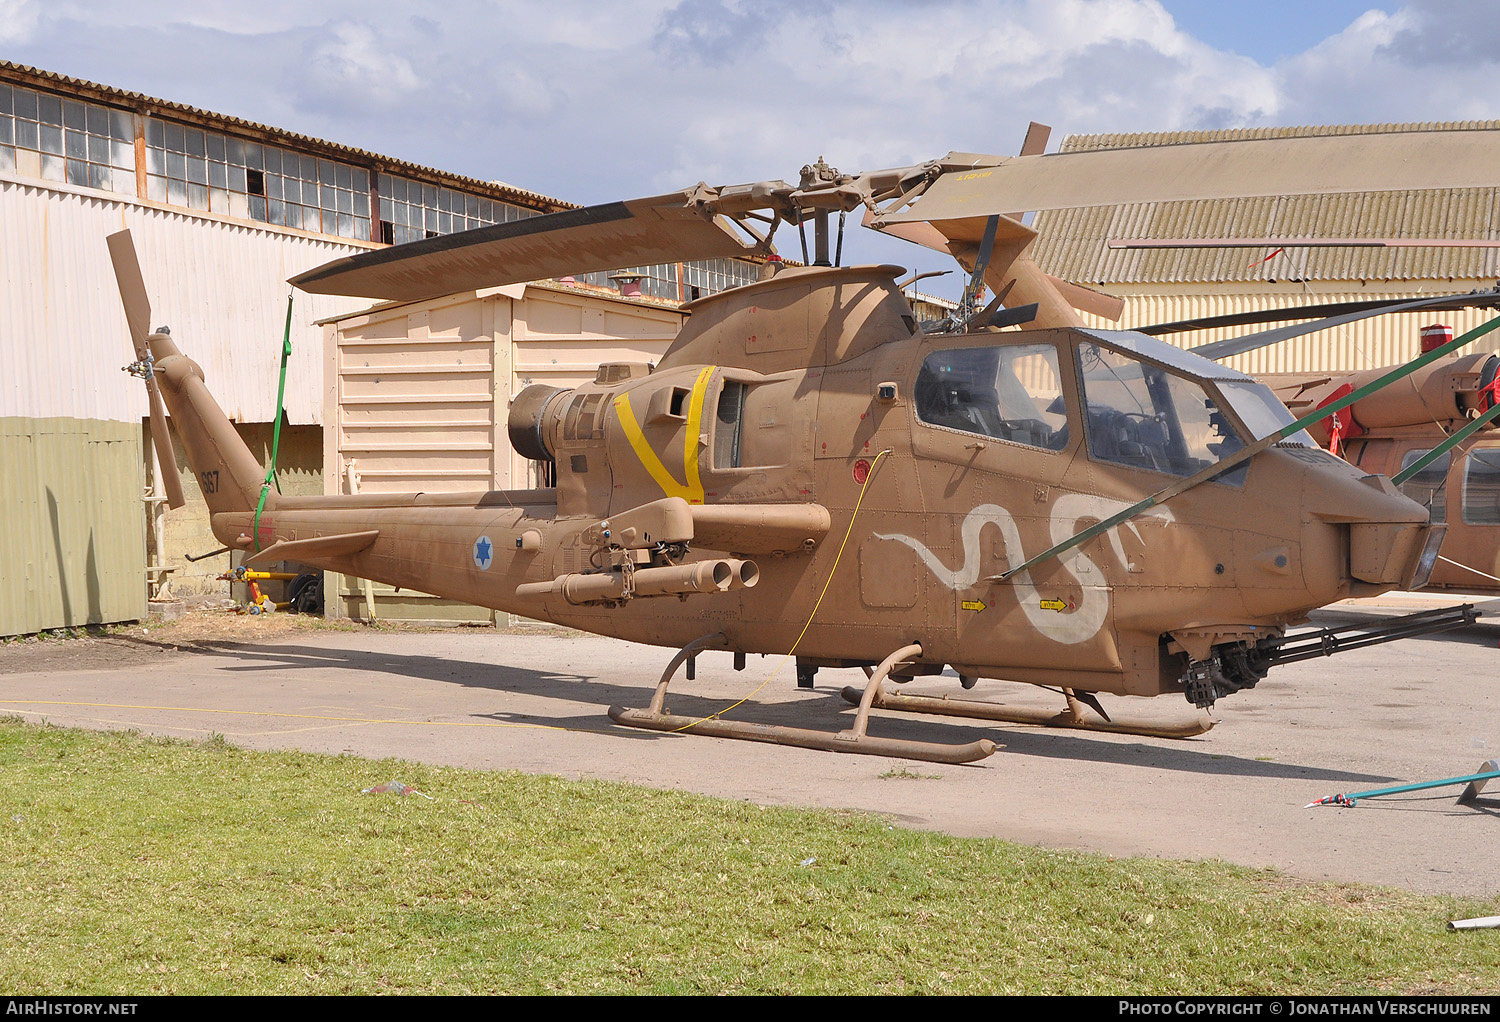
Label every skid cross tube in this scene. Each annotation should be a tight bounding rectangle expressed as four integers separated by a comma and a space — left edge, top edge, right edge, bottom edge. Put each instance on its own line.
609, 639, 997, 764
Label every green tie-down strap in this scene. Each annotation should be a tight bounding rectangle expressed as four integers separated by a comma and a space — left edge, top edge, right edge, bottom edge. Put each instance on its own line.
253, 295, 295, 553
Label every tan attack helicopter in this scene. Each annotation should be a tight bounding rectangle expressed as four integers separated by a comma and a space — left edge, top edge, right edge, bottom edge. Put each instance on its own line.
112, 128, 1500, 764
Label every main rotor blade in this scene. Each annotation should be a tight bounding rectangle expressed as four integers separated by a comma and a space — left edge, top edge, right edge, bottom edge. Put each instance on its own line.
106, 229, 152, 359
291, 192, 761, 302
887, 130, 1500, 224
146, 373, 185, 509
1187, 292, 1500, 361
1143, 291, 1500, 337
1001, 120, 1051, 221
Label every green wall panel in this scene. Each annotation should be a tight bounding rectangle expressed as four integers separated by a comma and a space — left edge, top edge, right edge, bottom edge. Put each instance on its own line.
0, 417, 146, 636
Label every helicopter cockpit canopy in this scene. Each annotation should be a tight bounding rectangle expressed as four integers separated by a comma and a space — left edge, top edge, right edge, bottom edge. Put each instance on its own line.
915, 328, 1317, 488
914, 342, 1071, 452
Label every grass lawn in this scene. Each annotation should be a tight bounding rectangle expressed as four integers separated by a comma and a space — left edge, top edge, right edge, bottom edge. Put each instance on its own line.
0, 716, 1495, 995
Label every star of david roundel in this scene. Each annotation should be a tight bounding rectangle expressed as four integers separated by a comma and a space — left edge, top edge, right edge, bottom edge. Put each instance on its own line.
473, 535, 494, 570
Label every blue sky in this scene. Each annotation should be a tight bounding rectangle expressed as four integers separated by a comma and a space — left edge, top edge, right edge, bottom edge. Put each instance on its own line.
4, 1, 1497, 286
1161, 1, 1379, 63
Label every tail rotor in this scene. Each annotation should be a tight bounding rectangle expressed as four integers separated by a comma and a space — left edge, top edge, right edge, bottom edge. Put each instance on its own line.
107, 229, 186, 510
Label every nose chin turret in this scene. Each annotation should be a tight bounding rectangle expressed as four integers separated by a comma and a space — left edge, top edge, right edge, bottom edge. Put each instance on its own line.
1305, 470, 1445, 594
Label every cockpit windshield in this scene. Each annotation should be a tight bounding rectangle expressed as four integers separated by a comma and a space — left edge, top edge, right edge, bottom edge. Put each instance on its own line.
1078, 341, 1248, 485
1217, 381, 1318, 447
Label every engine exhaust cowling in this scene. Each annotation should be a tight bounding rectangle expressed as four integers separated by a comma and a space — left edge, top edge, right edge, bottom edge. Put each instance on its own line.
508, 384, 572, 462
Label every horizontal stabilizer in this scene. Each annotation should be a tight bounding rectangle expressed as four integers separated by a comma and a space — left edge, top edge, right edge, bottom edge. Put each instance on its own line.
888, 130, 1500, 224
290, 192, 759, 302
241, 530, 380, 568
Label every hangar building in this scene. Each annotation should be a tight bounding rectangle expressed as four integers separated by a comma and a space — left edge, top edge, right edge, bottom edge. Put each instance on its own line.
1031, 121, 1500, 374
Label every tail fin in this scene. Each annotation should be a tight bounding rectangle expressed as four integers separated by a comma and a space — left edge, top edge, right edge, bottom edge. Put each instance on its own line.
148, 331, 272, 517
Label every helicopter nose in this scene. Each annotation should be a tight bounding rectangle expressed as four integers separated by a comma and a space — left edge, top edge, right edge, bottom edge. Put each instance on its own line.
1303, 470, 1444, 593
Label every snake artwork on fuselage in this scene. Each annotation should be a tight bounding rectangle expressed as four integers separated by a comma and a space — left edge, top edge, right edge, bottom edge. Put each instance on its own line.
874, 498, 1176, 645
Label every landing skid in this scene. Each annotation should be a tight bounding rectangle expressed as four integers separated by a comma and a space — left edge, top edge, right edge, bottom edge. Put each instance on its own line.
838, 683, 1215, 739
609, 636, 998, 764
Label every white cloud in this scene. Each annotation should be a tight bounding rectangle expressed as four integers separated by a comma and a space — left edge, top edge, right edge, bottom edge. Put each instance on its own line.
0, 0, 40, 44
1271, 6, 1500, 125
639, 0, 1282, 193
306, 21, 422, 103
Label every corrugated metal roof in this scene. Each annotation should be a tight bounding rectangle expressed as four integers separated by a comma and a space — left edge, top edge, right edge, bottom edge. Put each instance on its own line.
1058, 120, 1500, 151
1032, 121, 1500, 285
0, 61, 573, 216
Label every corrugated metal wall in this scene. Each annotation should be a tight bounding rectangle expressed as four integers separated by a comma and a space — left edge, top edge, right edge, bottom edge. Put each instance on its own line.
1034, 191, 1500, 286
0, 417, 145, 635
324, 284, 680, 622
0, 171, 371, 424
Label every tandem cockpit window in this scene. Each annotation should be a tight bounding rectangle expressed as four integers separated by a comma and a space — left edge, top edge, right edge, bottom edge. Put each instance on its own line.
1078, 341, 1248, 485
914, 343, 1070, 451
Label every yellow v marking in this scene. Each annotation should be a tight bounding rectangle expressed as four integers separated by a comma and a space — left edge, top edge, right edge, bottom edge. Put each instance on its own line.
612, 366, 716, 504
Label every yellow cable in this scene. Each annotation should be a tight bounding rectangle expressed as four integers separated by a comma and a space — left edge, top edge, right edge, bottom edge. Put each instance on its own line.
670, 448, 894, 731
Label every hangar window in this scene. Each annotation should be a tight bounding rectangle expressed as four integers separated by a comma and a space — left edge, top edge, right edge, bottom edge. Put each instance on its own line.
571, 257, 758, 301
145, 119, 370, 238
376, 172, 535, 246
683, 258, 759, 296
1461, 447, 1500, 525
915, 343, 1070, 452
0, 84, 135, 195
1398, 449, 1449, 524
574, 263, 682, 301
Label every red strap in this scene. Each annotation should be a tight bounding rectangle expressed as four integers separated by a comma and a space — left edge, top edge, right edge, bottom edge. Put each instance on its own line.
1327, 413, 1343, 456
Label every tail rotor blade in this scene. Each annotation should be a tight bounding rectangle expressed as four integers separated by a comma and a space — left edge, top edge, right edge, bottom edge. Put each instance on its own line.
106, 230, 152, 359
146, 375, 185, 509
107, 230, 183, 508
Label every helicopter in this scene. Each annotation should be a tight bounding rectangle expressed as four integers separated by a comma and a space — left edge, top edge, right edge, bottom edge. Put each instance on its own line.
111, 128, 1500, 765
